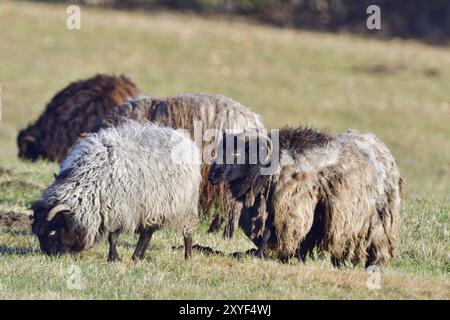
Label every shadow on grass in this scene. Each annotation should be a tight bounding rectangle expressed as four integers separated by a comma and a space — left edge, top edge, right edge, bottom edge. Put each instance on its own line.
0, 244, 37, 256
173, 243, 261, 260
0, 228, 33, 237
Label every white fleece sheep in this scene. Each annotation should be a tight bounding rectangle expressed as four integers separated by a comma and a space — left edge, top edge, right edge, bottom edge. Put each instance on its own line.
32, 120, 201, 261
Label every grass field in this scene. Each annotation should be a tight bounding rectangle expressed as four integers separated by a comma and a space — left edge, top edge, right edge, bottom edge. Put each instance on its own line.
0, 0, 449, 299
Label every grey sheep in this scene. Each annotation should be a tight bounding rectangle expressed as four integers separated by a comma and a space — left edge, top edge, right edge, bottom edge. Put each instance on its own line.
91, 93, 265, 238
32, 121, 201, 262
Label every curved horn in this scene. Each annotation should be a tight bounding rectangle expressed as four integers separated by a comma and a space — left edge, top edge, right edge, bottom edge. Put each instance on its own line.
24, 135, 36, 142
47, 204, 70, 221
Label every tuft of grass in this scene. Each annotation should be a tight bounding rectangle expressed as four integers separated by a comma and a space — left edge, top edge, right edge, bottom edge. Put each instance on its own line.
0, 0, 449, 299
393, 198, 449, 277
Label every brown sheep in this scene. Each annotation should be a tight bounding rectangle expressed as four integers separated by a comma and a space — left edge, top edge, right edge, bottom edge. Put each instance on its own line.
17, 74, 140, 162
91, 94, 265, 236
209, 127, 404, 267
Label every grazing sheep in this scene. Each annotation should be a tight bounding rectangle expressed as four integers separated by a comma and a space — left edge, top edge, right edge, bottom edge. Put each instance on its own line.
91, 94, 265, 237
32, 121, 201, 262
17, 74, 140, 162
209, 128, 404, 267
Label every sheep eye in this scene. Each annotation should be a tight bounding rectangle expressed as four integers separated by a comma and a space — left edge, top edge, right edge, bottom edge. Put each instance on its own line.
49, 230, 57, 237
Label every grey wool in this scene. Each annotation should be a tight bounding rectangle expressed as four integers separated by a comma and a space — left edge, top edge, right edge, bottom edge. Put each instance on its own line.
32, 120, 201, 261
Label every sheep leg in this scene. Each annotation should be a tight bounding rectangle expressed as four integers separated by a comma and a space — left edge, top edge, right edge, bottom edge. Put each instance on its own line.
132, 227, 155, 261
331, 255, 343, 268
255, 229, 271, 258
207, 216, 224, 234
365, 244, 382, 270
295, 246, 307, 263
184, 234, 193, 260
107, 230, 121, 262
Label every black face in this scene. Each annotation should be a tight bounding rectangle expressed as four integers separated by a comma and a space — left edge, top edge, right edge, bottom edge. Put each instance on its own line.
17, 131, 39, 161
209, 134, 252, 184
31, 203, 79, 256
208, 133, 271, 200
37, 226, 69, 256
209, 162, 249, 185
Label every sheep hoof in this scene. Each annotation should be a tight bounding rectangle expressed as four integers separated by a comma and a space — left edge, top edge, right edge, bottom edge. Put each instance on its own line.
107, 253, 121, 263
207, 216, 225, 233
131, 255, 144, 262
254, 250, 265, 258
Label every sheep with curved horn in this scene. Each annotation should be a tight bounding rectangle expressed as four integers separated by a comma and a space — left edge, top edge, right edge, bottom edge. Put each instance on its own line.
32, 121, 201, 262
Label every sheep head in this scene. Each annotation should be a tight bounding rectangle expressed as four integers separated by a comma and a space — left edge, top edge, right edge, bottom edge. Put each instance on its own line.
31, 201, 85, 255
209, 130, 272, 207
17, 128, 40, 161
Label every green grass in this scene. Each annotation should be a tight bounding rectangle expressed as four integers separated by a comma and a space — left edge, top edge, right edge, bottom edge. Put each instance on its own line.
0, 0, 449, 299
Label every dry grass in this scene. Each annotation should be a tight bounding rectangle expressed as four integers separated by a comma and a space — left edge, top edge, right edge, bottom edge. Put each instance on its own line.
0, 0, 449, 299
0, 221, 448, 300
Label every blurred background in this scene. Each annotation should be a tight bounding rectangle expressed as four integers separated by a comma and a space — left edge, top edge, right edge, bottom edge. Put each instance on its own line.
34, 0, 450, 42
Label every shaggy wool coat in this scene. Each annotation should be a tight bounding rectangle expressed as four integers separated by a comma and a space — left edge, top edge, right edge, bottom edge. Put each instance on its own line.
238, 128, 403, 266
33, 121, 201, 250
92, 93, 265, 235
17, 74, 140, 162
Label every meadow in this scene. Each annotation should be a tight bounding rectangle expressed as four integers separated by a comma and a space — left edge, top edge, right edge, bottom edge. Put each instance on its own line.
0, 0, 448, 299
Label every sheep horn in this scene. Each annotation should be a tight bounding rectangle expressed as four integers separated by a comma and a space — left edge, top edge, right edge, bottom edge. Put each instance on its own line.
47, 204, 70, 221
24, 135, 36, 142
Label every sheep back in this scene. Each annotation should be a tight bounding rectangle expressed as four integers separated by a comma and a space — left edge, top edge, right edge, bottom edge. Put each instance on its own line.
238, 128, 403, 266
92, 94, 265, 234
17, 74, 140, 162
315, 130, 403, 266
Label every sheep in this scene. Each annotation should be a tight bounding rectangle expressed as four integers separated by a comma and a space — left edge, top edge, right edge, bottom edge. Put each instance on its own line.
91, 93, 265, 237
31, 121, 201, 262
17, 74, 140, 162
208, 127, 404, 267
